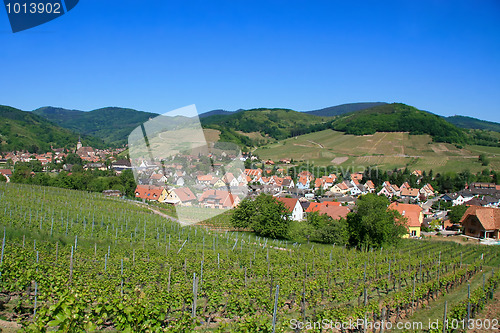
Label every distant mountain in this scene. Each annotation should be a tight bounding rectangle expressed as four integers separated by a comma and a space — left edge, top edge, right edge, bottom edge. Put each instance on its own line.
305, 102, 388, 117
445, 115, 500, 133
0, 105, 102, 153
198, 109, 241, 118
33, 106, 158, 146
199, 103, 388, 118
19, 102, 500, 150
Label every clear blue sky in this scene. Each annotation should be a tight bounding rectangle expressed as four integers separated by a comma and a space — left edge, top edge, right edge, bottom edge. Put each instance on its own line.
1, 0, 499, 122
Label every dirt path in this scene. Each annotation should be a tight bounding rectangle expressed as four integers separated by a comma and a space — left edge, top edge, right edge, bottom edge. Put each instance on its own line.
146, 206, 190, 226
0, 319, 21, 332
370, 133, 388, 154
307, 140, 324, 148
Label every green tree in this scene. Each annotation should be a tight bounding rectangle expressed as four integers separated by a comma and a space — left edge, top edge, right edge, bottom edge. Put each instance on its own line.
347, 194, 407, 249
230, 198, 255, 229
231, 194, 290, 239
478, 154, 490, 166
119, 169, 137, 197
448, 204, 468, 224
64, 153, 83, 165
251, 194, 290, 239
306, 212, 348, 245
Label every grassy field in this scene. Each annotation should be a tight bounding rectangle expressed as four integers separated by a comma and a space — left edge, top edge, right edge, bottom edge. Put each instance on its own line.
254, 130, 500, 173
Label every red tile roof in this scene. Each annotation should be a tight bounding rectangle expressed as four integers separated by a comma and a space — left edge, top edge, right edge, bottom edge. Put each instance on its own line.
0, 169, 12, 176
276, 197, 299, 213
173, 187, 196, 202
460, 206, 500, 230
318, 205, 350, 220
135, 185, 164, 200
388, 202, 423, 228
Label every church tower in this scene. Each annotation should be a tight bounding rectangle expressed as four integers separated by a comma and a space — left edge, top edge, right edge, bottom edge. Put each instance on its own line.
77, 136, 82, 150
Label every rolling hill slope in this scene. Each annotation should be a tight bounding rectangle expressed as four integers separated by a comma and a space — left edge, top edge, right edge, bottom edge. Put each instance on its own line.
329, 103, 500, 147
253, 129, 500, 173
0, 105, 103, 153
330, 103, 468, 143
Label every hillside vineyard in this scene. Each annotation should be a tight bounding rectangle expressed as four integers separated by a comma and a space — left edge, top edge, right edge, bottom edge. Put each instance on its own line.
1, 183, 500, 331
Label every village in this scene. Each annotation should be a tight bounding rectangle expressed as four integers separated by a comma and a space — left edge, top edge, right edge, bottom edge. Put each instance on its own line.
129, 149, 500, 242
1, 138, 500, 243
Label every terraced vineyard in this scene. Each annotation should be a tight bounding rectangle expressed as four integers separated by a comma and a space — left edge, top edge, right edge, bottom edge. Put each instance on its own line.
0, 183, 499, 332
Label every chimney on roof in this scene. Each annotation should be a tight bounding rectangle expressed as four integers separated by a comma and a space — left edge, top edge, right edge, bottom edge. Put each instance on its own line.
402, 210, 406, 216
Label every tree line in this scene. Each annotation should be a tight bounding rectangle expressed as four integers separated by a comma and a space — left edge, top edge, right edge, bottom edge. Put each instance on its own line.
8, 156, 137, 197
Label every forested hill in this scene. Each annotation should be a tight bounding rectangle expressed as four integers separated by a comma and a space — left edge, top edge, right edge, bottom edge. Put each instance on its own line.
305, 102, 387, 117
0, 105, 103, 153
200, 108, 331, 145
330, 103, 499, 146
445, 115, 500, 133
33, 106, 158, 146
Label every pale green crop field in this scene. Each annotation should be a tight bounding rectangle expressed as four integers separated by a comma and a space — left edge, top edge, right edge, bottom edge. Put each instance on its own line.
254, 130, 500, 173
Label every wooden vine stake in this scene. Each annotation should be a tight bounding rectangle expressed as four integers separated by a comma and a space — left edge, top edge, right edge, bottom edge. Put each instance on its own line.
33, 281, 38, 317
120, 259, 124, 296
272, 284, 279, 333
442, 301, 447, 333
69, 245, 74, 283
192, 273, 198, 318
167, 267, 171, 292
466, 283, 471, 323
0, 227, 5, 266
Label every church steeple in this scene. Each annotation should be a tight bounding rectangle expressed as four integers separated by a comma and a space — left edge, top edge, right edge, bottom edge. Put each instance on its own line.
77, 136, 82, 150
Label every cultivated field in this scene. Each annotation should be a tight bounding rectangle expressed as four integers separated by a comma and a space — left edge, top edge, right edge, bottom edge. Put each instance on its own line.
254, 130, 500, 173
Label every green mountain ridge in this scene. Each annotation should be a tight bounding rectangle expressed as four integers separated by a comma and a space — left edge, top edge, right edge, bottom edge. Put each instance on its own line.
200, 108, 331, 146
1, 103, 498, 153
33, 106, 158, 146
0, 105, 103, 153
305, 102, 388, 117
445, 115, 500, 132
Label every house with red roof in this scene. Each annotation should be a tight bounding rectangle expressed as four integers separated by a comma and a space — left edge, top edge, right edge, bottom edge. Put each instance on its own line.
0, 169, 12, 182
318, 205, 350, 220
388, 202, 423, 238
199, 189, 240, 209
400, 188, 420, 201
331, 182, 349, 194
305, 201, 341, 213
160, 187, 197, 205
276, 197, 304, 221
296, 176, 310, 190
419, 183, 435, 199
365, 180, 375, 193
460, 206, 500, 239
135, 185, 164, 201
351, 172, 363, 181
